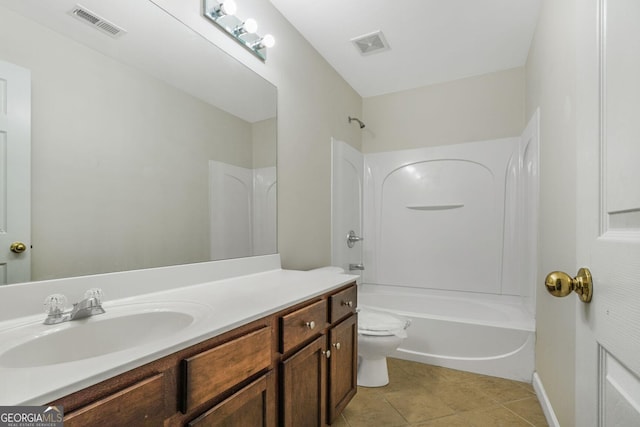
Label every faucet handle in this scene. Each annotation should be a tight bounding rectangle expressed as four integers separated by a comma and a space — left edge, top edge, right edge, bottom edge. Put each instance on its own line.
84, 288, 104, 304
44, 294, 68, 314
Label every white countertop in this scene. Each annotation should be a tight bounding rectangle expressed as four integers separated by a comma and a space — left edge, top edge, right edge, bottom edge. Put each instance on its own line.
0, 259, 356, 405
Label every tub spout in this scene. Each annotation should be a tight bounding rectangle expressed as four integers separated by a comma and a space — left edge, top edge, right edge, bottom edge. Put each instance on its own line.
349, 263, 365, 271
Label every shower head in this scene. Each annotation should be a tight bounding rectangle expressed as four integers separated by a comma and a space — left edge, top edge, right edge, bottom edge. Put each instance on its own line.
348, 116, 365, 129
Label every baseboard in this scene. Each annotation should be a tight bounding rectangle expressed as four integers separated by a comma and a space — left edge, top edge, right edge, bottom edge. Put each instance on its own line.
532, 372, 561, 427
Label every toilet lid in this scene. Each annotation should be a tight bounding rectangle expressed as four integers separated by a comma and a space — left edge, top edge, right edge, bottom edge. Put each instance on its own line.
358, 310, 407, 336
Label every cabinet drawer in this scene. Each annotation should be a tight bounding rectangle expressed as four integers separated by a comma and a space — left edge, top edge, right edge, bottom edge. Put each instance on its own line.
329, 284, 357, 323
64, 374, 164, 427
280, 299, 327, 354
182, 326, 272, 413
188, 373, 274, 427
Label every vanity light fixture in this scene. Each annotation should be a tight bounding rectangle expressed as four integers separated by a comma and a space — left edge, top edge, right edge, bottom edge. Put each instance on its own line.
210, 0, 236, 18
233, 18, 257, 36
203, 0, 275, 61
252, 34, 276, 50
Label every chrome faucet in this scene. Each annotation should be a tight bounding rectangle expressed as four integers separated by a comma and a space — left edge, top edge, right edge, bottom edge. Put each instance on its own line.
43, 288, 106, 325
346, 230, 364, 248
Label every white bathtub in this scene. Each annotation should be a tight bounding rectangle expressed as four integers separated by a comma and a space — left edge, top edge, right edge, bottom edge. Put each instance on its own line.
358, 284, 535, 382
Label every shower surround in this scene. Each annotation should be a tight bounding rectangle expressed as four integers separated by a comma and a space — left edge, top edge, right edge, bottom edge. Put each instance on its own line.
350, 112, 539, 381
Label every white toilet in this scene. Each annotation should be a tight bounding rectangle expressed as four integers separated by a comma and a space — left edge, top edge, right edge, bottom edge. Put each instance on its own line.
357, 309, 410, 387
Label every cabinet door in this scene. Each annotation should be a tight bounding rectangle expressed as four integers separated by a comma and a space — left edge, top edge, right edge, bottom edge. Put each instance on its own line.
328, 314, 357, 423
281, 335, 327, 427
188, 373, 275, 427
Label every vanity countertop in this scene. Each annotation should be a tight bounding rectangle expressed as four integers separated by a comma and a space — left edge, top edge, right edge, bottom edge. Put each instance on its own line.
0, 262, 356, 405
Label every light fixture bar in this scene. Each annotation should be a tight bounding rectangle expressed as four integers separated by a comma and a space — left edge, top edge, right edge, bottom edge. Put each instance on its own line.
203, 0, 274, 61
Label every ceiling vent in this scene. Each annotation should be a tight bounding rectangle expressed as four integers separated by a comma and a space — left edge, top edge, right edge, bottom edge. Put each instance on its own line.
69, 5, 127, 38
351, 30, 390, 56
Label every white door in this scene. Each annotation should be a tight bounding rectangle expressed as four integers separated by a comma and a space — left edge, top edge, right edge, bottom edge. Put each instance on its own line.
575, 1, 640, 425
0, 60, 30, 285
331, 138, 363, 276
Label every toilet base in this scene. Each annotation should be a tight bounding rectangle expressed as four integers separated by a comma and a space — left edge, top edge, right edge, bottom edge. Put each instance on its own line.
357, 356, 390, 387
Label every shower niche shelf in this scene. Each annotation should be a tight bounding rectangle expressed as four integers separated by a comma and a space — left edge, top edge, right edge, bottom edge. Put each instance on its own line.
406, 203, 464, 211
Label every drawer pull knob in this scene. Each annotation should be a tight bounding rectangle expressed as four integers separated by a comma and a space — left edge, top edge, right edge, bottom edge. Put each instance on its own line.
342, 301, 353, 307
332, 342, 341, 350
305, 321, 316, 330
322, 349, 331, 359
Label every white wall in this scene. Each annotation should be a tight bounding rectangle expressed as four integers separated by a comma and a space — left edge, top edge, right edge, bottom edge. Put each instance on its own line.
525, 0, 577, 425
362, 68, 525, 153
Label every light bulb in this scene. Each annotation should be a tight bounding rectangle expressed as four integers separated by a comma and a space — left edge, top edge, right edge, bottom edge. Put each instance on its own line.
244, 18, 258, 34
261, 34, 275, 48
215, 0, 236, 16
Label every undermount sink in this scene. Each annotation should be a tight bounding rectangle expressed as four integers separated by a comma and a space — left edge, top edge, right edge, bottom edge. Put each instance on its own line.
0, 302, 209, 368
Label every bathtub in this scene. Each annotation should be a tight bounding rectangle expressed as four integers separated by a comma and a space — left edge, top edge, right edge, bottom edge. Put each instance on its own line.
358, 284, 535, 382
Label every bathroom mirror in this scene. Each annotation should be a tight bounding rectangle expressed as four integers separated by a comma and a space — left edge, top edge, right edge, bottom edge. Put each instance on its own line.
0, 0, 277, 283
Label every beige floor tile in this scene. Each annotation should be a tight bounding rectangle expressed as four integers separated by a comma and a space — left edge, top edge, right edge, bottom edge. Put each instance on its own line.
517, 382, 536, 394
377, 368, 434, 394
459, 406, 533, 427
388, 358, 445, 382
469, 376, 535, 403
504, 397, 549, 426
433, 366, 491, 384
386, 361, 464, 397
355, 384, 386, 397
384, 390, 455, 423
342, 389, 408, 427
344, 359, 548, 427
413, 414, 474, 427
330, 413, 351, 427
434, 381, 500, 412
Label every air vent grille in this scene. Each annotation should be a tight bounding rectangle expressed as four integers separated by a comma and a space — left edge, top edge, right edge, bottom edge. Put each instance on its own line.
74, 8, 99, 25
351, 30, 390, 56
70, 5, 127, 38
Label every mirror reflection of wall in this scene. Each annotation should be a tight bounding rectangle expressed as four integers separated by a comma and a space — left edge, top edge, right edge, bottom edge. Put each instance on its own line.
0, 0, 276, 283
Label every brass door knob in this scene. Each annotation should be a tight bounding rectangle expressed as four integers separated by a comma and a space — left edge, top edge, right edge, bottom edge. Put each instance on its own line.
10, 242, 27, 254
545, 268, 593, 303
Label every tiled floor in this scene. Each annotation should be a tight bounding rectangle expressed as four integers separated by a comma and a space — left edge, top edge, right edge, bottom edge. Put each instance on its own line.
334, 358, 548, 427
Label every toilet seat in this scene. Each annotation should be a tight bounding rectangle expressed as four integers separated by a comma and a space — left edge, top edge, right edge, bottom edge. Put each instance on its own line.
358, 310, 408, 337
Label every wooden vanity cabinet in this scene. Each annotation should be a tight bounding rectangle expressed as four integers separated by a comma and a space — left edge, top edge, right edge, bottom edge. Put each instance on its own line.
279, 283, 358, 426
48, 282, 357, 427
50, 318, 274, 427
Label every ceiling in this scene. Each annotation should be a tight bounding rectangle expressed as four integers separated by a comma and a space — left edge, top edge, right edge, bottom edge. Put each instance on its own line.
270, 0, 541, 98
